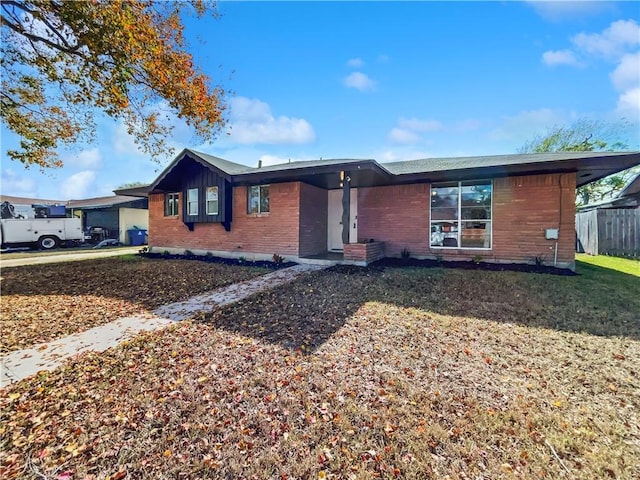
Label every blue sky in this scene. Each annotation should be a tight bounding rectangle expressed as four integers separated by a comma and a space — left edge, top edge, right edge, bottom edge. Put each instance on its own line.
2, 0, 639, 200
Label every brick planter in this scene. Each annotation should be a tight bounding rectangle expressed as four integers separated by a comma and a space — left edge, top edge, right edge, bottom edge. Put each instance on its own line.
343, 241, 385, 264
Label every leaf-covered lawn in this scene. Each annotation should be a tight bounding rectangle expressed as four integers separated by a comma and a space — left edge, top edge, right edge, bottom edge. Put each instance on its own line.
0, 256, 268, 353
1, 262, 639, 479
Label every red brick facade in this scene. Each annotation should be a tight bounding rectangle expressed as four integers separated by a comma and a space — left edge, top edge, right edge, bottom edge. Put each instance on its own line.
149, 181, 328, 259
149, 172, 576, 268
356, 173, 576, 268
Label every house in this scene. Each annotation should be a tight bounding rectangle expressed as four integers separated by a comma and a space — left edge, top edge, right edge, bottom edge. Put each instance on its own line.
0, 194, 149, 245
67, 196, 149, 245
576, 173, 640, 257
139, 149, 639, 270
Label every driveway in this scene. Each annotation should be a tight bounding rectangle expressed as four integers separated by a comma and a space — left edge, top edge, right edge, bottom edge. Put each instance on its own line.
0, 247, 140, 268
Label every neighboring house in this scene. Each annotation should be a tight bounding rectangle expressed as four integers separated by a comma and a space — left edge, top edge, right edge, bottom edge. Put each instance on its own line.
67, 196, 149, 244
0, 194, 149, 245
137, 149, 639, 270
576, 173, 640, 258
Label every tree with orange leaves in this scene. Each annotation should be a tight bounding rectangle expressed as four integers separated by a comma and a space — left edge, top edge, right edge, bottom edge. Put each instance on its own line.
1, 0, 226, 169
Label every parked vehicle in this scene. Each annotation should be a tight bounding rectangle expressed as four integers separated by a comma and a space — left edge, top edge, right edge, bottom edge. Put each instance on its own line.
0, 201, 84, 250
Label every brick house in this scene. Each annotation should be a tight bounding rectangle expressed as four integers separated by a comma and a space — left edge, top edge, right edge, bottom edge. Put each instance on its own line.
141, 149, 639, 270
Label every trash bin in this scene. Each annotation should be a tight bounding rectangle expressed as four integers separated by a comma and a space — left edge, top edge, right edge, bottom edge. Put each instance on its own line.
128, 229, 147, 246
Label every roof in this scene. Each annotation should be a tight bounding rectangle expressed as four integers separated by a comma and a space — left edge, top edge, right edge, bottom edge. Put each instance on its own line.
0, 195, 146, 209
66, 195, 147, 209
141, 149, 640, 193
382, 152, 626, 175
0, 195, 66, 206
578, 172, 640, 211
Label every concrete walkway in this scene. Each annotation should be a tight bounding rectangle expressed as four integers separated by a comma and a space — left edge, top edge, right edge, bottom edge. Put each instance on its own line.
0, 264, 325, 387
0, 247, 140, 268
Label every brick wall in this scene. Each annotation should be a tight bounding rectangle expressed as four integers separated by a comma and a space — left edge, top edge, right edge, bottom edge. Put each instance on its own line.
357, 184, 431, 257
298, 183, 328, 256
149, 182, 301, 257
343, 241, 385, 263
357, 174, 576, 268
491, 173, 576, 268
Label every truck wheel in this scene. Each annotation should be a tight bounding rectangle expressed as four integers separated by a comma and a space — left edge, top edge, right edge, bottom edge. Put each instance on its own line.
38, 236, 59, 250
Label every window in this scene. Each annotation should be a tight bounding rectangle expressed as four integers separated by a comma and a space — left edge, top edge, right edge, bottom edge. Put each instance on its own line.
430, 180, 492, 249
248, 185, 269, 214
187, 188, 198, 216
206, 186, 219, 215
164, 192, 179, 216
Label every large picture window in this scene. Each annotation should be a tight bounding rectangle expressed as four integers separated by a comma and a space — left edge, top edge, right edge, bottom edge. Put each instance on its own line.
248, 185, 270, 214
430, 180, 492, 249
164, 192, 179, 216
206, 186, 219, 215
187, 188, 199, 216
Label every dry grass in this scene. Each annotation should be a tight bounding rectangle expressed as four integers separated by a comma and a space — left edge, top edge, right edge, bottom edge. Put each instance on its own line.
1, 260, 639, 479
0, 255, 268, 353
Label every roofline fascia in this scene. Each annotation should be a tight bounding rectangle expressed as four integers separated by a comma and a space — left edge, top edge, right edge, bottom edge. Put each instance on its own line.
149, 148, 234, 192
228, 159, 391, 185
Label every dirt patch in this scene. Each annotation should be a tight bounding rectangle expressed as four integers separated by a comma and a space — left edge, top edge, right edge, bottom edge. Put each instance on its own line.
370, 257, 577, 275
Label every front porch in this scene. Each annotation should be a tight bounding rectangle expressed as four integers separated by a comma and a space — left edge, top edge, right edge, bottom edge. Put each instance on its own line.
299, 241, 385, 267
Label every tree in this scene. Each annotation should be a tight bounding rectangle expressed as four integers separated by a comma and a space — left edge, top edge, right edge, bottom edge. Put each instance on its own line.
519, 119, 637, 206
117, 181, 148, 189
1, 0, 227, 169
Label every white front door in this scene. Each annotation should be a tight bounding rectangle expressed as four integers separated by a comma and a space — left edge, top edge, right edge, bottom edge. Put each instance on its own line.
328, 189, 357, 251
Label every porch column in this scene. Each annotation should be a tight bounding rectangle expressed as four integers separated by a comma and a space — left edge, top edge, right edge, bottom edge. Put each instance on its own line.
342, 171, 350, 245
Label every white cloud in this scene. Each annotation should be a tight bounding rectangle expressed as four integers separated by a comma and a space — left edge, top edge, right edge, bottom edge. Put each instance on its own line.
388, 117, 443, 144
610, 52, 640, 92
344, 72, 376, 92
112, 122, 145, 156
616, 87, 640, 118
489, 108, 570, 142
62, 148, 103, 169
377, 54, 390, 64
388, 128, 422, 144
346, 58, 364, 68
527, 1, 615, 22
572, 19, 640, 60
398, 117, 443, 132
227, 97, 315, 145
0, 169, 36, 197
542, 49, 582, 67
61, 170, 96, 199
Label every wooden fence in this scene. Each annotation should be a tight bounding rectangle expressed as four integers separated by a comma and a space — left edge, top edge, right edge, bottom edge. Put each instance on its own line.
576, 209, 639, 257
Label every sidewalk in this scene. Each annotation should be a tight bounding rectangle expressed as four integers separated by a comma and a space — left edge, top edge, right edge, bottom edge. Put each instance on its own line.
0, 247, 140, 268
1, 264, 325, 387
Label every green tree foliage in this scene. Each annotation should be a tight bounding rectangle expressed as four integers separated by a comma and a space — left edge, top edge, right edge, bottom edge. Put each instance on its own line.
1, 0, 227, 169
519, 119, 637, 206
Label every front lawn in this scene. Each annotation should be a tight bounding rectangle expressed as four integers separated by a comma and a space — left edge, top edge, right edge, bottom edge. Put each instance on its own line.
0, 256, 268, 353
576, 253, 639, 276
1, 263, 639, 479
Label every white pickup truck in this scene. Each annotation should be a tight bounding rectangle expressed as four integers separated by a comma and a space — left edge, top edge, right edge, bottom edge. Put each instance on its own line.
0, 217, 84, 250
1, 200, 86, 250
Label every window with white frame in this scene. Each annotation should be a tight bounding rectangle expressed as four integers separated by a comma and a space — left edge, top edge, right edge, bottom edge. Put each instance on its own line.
164, 192, 179, 216
206, 186, 219, 215
430, 180, 492, 249
248, 185, 269, 214
187, 188, 199, 216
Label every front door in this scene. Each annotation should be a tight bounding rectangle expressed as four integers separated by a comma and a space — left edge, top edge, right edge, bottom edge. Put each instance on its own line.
328, 189, 357, 251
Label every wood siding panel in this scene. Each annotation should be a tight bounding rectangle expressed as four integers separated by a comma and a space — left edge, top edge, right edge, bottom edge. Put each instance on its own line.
181, 163, 227, 224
